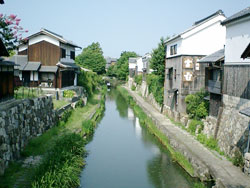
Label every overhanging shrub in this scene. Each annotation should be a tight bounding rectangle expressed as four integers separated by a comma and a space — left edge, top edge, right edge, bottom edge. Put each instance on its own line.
185, 89, 209, 120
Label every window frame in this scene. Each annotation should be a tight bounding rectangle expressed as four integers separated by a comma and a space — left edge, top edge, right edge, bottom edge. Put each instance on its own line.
70, 51, 75, 60
61, 48, 66, 59
170, 44, 177, 55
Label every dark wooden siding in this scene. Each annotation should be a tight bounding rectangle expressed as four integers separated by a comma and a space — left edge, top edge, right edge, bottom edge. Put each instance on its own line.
28, 41, 60, 66
0, 67, 14, 101
61, 70, 75, 88
209, 93, 222, 117
18, 49, 27, 55
223, 65, 250, 99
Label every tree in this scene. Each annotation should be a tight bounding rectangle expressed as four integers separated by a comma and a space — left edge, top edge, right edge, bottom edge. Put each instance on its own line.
0, 14, 28, 53
150, 37, 168, 82
115, 51, 137, 80
76, 42, 106, 74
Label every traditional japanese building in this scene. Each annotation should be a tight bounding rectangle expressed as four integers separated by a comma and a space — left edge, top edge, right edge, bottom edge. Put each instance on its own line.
17, 28, 81, 88
164, 10, 226, 114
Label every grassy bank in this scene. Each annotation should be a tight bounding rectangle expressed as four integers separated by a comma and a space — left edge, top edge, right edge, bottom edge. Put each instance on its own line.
0, 89, 106, 188
117, 86, 194, 177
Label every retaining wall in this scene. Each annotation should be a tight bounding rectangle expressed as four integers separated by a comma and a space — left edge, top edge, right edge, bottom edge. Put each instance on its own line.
0, 96, 57, 175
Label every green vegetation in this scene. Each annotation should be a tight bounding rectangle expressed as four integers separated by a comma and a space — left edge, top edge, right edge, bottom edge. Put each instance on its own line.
232, 150, 244, 168
14, 87, 43, 99
106, 51, 137, 80
0, 89, 106, 188
63, 90, 75, 98
77, 70, 102, 97
117, 86, 195, 177
185, 89, 209, 120
197, 134, 222, 154
76, 42, 106, 74
150, 37, 168, 81
187, 120, 203, 135
131, 85, 136, 91
146, 74, 164, 105
194, 183, 207, 188
134, 75, 142, 85
31, 133, 86, 188
53, 99, 69, 109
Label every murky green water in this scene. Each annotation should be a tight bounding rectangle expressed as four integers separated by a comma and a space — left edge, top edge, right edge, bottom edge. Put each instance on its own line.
80, 89, 203, 188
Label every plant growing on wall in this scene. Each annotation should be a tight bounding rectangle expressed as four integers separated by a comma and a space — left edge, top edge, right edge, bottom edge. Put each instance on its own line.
0, 14, 28, 53
185, 89, 209, 120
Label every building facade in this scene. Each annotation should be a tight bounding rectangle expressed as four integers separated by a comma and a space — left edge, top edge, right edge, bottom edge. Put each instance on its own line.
15, 28, 81, 88
164, 10, 226, 114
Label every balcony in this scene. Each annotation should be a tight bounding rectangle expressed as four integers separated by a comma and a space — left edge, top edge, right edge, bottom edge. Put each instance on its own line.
208, 80, 222, 95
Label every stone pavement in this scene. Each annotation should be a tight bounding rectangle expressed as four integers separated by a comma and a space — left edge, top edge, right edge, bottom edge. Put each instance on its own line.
125, 86, 250, 188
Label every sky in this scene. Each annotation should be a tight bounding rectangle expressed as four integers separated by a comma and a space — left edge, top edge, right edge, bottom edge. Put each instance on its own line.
0, 0, 249, 58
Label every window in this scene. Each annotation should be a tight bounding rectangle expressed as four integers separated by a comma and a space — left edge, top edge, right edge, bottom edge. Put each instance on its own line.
174, 69, 176, 79
169, 68, 173, 80
61, 48, 66, 58
170, 44, 177, 55
70, 51, 75, 60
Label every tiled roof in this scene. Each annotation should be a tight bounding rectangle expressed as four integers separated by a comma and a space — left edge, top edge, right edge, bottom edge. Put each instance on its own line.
8, 55, 28, 70
20, 28, 81, 49
57, 62, 79, 69
198, 49, 224, 63
39, 66, 58, 73
165, 10, 225, 44
24, 62, 41, 71
222, 7, 250, 25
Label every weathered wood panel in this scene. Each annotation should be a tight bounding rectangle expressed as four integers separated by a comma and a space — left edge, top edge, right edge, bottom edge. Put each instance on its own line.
28, 41, 60, 66
210, 93, 222, 117
224, 65, 250, 99
208, 80, 221, 94
18, 49, 27, 55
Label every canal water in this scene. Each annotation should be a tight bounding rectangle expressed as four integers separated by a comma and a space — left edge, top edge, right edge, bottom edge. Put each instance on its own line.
80, 89, 201, 188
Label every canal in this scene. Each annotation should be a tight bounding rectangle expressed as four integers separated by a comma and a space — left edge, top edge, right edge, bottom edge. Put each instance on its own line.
80, 89, 202, 188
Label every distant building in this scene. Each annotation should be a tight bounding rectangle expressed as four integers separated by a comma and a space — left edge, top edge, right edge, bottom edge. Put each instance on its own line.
164, 10, 226, 113
15, 28, 81, 88
105, 57, 117, 69
128, 57, 137, 78
142, 53, 152, 73
0, 39, 15, 101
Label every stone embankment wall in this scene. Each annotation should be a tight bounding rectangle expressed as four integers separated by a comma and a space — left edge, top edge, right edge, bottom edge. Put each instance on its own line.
203, 95, 250, 157
129, 78, 250, 158
0, 96, 57, 175
129, 80, 162, 112
244, 153, 250, 176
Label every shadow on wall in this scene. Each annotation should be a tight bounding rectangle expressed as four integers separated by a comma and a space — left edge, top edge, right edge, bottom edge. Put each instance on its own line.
237, 80, 250, 153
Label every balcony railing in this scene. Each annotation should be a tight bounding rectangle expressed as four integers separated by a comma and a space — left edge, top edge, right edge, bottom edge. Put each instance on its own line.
208, 80, 221, 94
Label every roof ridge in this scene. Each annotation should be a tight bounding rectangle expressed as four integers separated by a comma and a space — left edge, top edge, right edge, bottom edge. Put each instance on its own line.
193, 10, 224, 26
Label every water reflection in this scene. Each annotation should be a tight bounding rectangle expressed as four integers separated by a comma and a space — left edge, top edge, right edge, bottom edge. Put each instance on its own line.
80, 89, 206, 188
135, 117, 142, 139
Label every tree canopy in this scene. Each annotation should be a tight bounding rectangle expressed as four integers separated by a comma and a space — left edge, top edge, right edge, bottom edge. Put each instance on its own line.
0, 14, 28, 53
107, 51, 137, 80
150, 37, 168, 82
76, 42, 106, 74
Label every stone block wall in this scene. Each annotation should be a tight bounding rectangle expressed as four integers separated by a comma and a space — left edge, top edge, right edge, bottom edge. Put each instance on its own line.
244, 153, 250, 176
216, 94, 250, 156
0, 96, 57, 175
